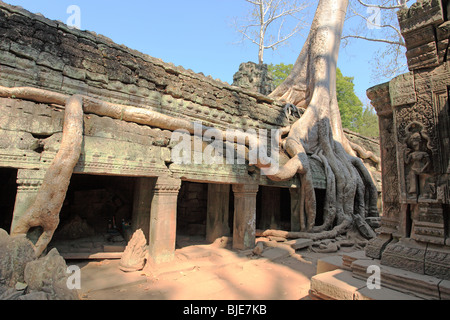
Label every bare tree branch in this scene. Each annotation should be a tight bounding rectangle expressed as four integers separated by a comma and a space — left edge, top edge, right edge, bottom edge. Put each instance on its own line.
355, 0, 410, 9
233, 0, 309, 64
341, 34, 404, 46
341, 0, 408, 80
348, 6, 404, 43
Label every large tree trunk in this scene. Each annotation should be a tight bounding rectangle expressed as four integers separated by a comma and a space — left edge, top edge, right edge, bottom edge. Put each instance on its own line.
265, 0, 378, 240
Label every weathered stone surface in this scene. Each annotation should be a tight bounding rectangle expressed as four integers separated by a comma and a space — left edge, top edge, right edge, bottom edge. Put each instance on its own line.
439, 280, 450, 300
232, 184, 259, 251
0, 229, 35, 287
354, 285, 423, 300
316, 256, 345, 274
24, 248, 79, 300
148, 177, 181, 264
285, 238, 313, 250
342, 250, 373, 269
119, 229, 148, 272
367, 0, 450, 282
0, 1, 290, 132
352, 259, 441, 299
206, 184, 230, 243
232, 62, 275, 96
252, 241, 265, 256
310, 269, 366, 300
0, 229, 79, 300
260, 246, 292, 261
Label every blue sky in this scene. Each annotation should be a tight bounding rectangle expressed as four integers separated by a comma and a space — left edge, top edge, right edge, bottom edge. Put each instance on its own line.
3, 0, 396, 104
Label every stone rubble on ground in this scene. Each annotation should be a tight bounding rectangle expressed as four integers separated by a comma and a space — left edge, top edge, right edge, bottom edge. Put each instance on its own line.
0, 228, 80, 300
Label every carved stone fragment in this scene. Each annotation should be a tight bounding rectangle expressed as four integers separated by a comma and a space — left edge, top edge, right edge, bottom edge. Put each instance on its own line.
119, 229, 148, 272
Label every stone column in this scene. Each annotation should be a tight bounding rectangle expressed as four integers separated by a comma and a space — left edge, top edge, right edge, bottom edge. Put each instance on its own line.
366, 82, 399, 259
206, 183, 230, 243
148, 176, 181, 264
10, 169, 45, 233
131, 177, 156, 241
232, 184, 259, 250
259, 186, 280, 230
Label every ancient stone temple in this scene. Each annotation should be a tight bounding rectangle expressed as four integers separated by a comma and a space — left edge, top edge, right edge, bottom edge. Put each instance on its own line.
0, 1, 380, 268
366, 0, 450, 280
232, 61, 275, 96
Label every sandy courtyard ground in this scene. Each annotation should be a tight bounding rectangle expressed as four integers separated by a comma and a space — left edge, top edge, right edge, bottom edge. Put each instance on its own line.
74, 238, 357, 300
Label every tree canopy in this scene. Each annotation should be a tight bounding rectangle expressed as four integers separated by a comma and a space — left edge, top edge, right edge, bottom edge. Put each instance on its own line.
269, 63, 379, 137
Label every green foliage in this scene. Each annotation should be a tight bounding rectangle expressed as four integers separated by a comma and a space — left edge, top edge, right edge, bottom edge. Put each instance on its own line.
355, 105, 379, 138
268, 63, 293, 87
335, 68, 363, 132
269, 63, 379, 137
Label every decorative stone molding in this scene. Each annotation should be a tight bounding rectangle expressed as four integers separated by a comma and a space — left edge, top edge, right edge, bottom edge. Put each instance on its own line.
366, 0, 450, 280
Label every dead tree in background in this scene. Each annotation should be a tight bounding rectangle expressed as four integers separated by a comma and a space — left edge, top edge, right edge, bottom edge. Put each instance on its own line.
233, 0, 309, 64
342, 0, 410, 80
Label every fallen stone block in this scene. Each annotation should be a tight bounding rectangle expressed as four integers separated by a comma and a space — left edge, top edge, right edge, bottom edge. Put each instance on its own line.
260, 246, 292, 261
253, 241, 264, 256
310, 269, 366, 300
285, 238, 313, 250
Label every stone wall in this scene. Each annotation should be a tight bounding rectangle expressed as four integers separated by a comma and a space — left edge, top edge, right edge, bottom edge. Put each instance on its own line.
0, 2, 288, 133
0, 1, 305, 188
232, 62, 275, 96
366, 0, 450, 280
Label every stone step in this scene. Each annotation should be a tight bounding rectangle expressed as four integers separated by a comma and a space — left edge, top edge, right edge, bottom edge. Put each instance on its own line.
342, 250, 374, 269
310, 269, 424, 300
316, 255, 346, 274
351, 259, 446, 300
316, 250, 374, 275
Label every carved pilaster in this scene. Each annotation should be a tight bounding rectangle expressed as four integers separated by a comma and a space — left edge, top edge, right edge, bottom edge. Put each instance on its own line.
10, 169, 45, 233
148, 176, 181, 264
232, 183, 259, 250
366, 83, 399, 258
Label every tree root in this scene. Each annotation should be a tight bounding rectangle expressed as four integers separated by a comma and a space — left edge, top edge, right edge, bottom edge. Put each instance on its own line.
349, 141, 381, 169
262, 0, 379, 242
10, 96, 84, 257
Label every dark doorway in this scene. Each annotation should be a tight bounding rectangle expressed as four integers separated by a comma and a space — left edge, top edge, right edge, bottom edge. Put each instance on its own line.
49, 174, 136, 257
176, 181, 208, 247
0, 168, 17, 232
